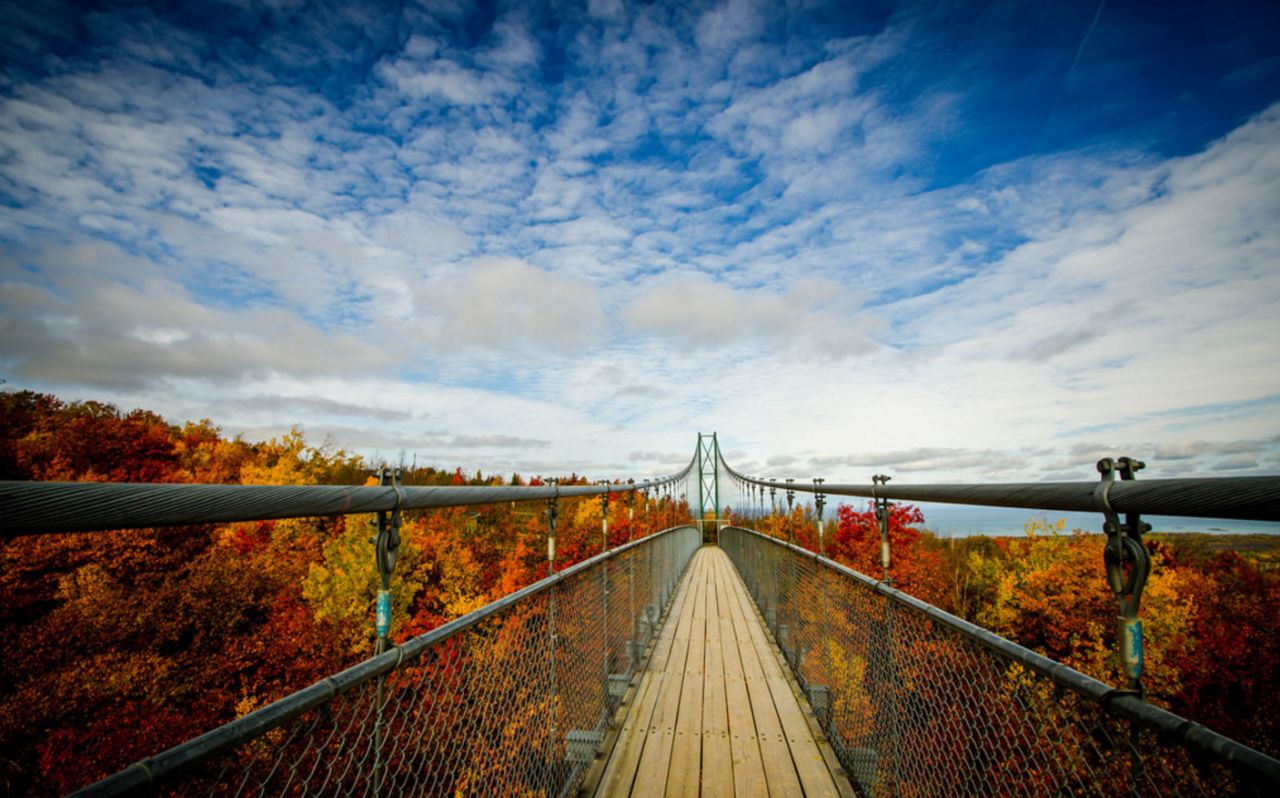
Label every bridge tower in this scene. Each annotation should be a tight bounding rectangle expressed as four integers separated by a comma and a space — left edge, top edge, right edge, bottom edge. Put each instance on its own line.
695, 432, 720, 541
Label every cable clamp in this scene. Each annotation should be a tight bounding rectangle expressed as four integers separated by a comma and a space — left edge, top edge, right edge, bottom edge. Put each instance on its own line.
374, 467, 403, 583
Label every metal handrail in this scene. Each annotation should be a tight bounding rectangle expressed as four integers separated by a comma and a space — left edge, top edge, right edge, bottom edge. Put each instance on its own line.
717, 455, 1280, 521
0, 467, 693, 537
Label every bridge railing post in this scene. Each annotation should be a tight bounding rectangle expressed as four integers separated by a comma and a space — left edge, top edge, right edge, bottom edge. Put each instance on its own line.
872, 474, 892, 585
626, 485, 637, 673
1096, 456, 1154, 789
370, 466, 403, 797
813, 480, 835, 721
544, 486, 560, 780
599, 487, 612, 715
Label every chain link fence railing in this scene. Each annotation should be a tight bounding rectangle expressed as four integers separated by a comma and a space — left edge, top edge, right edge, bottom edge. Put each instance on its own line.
74, 525, 700, 797
720, 525, 1280, 798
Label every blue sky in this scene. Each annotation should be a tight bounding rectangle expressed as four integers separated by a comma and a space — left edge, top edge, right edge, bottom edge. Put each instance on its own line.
1, 0, 1279, 485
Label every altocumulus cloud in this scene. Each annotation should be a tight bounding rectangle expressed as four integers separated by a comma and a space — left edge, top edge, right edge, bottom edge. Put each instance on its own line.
0, 0, 1277, 485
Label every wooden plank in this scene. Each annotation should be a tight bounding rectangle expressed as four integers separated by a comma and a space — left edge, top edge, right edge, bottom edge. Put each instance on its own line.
628, 551, 704, 794
719, 551, 802, 796
596, 551, 705, 797
722, 556, 842, 798
700, 557, 734, 798
714, 552, 769, 798
664, 557, 707, 796
597, 547, 850, 798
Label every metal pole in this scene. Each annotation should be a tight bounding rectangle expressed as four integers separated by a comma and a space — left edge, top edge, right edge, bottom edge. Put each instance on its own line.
545, 485, 559, 776
627, 486, 636, 669
873, 474, 892, 584
371, 467, 402, 798
813, 478, 835, 731
600, 486, 611, 713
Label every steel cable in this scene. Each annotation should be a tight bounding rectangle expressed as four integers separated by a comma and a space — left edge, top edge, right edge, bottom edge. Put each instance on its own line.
717, 455, 1280, 521
0, 468, 693, 537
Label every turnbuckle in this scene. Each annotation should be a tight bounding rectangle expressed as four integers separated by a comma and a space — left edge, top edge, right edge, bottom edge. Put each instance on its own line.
372, 467, 403, 645
1095, 457, 1152, 693
373, 467, 404, 583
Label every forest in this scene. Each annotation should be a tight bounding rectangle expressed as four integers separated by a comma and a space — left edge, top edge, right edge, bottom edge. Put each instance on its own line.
1, 390, 1277, 795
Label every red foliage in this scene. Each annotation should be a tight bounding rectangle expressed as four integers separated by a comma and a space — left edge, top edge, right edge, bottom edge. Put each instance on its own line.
37, 700, 215, 795
2, 389, 1277, 793
1166, 550, 1280, 754
228, 521, 273, 554
829, 501, 950, 605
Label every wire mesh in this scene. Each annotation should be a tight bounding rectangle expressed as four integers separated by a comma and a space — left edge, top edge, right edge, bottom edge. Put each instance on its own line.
720, 525, 1276, 798
78, 526, 700, 797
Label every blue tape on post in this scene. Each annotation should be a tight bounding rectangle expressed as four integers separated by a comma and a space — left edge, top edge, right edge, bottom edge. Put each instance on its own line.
1122, 618, 1144, 681
376, 590, 392, 639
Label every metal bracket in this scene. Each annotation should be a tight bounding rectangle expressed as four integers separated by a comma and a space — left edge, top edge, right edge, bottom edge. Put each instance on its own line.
813, 478, 826, 555
608, 673, 630, 701
1095, 457, 1152, 694
785, 478, 795, 511
373, 467, 403, 585
599, 481, 611, 551
872, 474, 892, 584
546, 480, 559, 576
372, 467, 403, 647
565, 729, 604, 764
807, 685, 832, 727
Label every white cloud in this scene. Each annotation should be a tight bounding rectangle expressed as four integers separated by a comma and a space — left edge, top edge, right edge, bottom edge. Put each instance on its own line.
621, 272, 884, 359
411, 257, 606, 354
696, 0, 767, 51
0, 3, 1276, 491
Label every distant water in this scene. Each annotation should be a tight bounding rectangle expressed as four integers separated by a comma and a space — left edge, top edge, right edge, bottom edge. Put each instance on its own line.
912, 502, 1280, 538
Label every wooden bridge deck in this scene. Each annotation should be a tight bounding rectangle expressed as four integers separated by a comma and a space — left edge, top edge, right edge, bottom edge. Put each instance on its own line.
589, 547, 853, 797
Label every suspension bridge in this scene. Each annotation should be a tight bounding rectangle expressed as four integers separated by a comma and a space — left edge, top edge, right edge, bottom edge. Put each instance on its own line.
3, 433, 1280, 797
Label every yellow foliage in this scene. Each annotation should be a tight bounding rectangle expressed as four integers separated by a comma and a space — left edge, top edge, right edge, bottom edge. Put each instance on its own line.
301, 515, 426, 655
240, 428, 362, 486
438, 544, 487, 618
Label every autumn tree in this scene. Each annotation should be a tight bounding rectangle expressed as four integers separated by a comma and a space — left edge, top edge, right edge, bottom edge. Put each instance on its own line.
824, 501, 950, 607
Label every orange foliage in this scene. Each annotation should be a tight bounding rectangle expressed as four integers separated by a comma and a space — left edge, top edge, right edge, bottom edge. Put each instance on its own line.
0, 391, 680, 795
1, 388, 1275, 794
